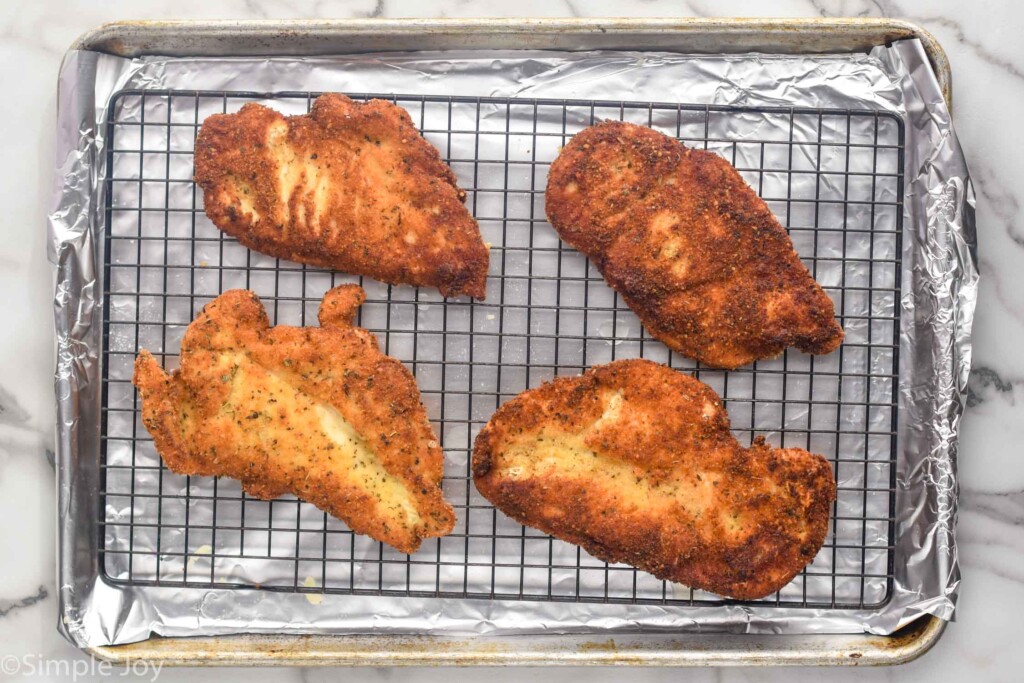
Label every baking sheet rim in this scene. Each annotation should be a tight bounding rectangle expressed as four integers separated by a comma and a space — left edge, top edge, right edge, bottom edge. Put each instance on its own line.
61, 16, 954, 666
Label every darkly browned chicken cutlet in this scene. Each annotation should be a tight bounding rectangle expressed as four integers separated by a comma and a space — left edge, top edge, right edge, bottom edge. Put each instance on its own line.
473, 359, 836, 600
133, 285, 455, 554
194, 93, 489, 299
546, 121, 844, 369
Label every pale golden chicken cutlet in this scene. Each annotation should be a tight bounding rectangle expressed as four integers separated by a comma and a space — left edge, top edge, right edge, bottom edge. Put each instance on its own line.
133, 285, 455, 554
194, 93, 489, 299
546, 121, 844, 369
473, 359, 836, 600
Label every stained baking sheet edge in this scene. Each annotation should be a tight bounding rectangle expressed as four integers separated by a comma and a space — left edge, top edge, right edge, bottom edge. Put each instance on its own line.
71, 17, 951, 108
87, 614, 946, 667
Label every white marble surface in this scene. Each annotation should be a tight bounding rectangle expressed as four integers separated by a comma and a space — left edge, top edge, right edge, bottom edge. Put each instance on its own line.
2, 0, 1021, 680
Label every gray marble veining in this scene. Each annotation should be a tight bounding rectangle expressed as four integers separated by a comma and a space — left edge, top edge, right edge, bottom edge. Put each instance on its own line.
0, 587, 49, 619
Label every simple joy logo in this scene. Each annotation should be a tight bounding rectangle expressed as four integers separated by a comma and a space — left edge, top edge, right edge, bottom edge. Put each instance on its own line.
0, 654, 162, 681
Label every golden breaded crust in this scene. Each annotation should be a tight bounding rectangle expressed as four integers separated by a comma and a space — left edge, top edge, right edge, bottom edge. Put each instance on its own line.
546, 121, 844, 369
472, 359, 836, 600
133, 286, 455, 554
194, 93, 489, 299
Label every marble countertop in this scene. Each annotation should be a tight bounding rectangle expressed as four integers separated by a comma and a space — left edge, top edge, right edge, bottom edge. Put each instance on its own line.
2, 0, 1021, 680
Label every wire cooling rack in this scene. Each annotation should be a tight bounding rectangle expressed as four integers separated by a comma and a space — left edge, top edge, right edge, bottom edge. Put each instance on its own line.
99, 89, 903, 611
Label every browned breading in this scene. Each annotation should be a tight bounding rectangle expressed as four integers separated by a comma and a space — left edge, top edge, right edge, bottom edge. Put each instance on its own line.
132, 285, 455, 554
194, 93, 489, 299
545, 121, 844, 369
472, 359, 836, 600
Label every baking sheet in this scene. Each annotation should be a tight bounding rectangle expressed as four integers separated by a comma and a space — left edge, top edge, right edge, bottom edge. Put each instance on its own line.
51, 40, 975, 647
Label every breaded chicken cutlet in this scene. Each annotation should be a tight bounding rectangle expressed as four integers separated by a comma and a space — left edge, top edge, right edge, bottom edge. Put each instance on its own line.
473, 359, 836, 600
546, 121, 844, 369
133, 285, 455, 554
194, 93, 489, 299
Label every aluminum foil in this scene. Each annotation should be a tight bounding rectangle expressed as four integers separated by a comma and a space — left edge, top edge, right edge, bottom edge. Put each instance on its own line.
51, 39, 975, 647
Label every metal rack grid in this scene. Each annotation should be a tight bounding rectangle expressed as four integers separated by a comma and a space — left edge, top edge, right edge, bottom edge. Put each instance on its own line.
99, 89, 904, 611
